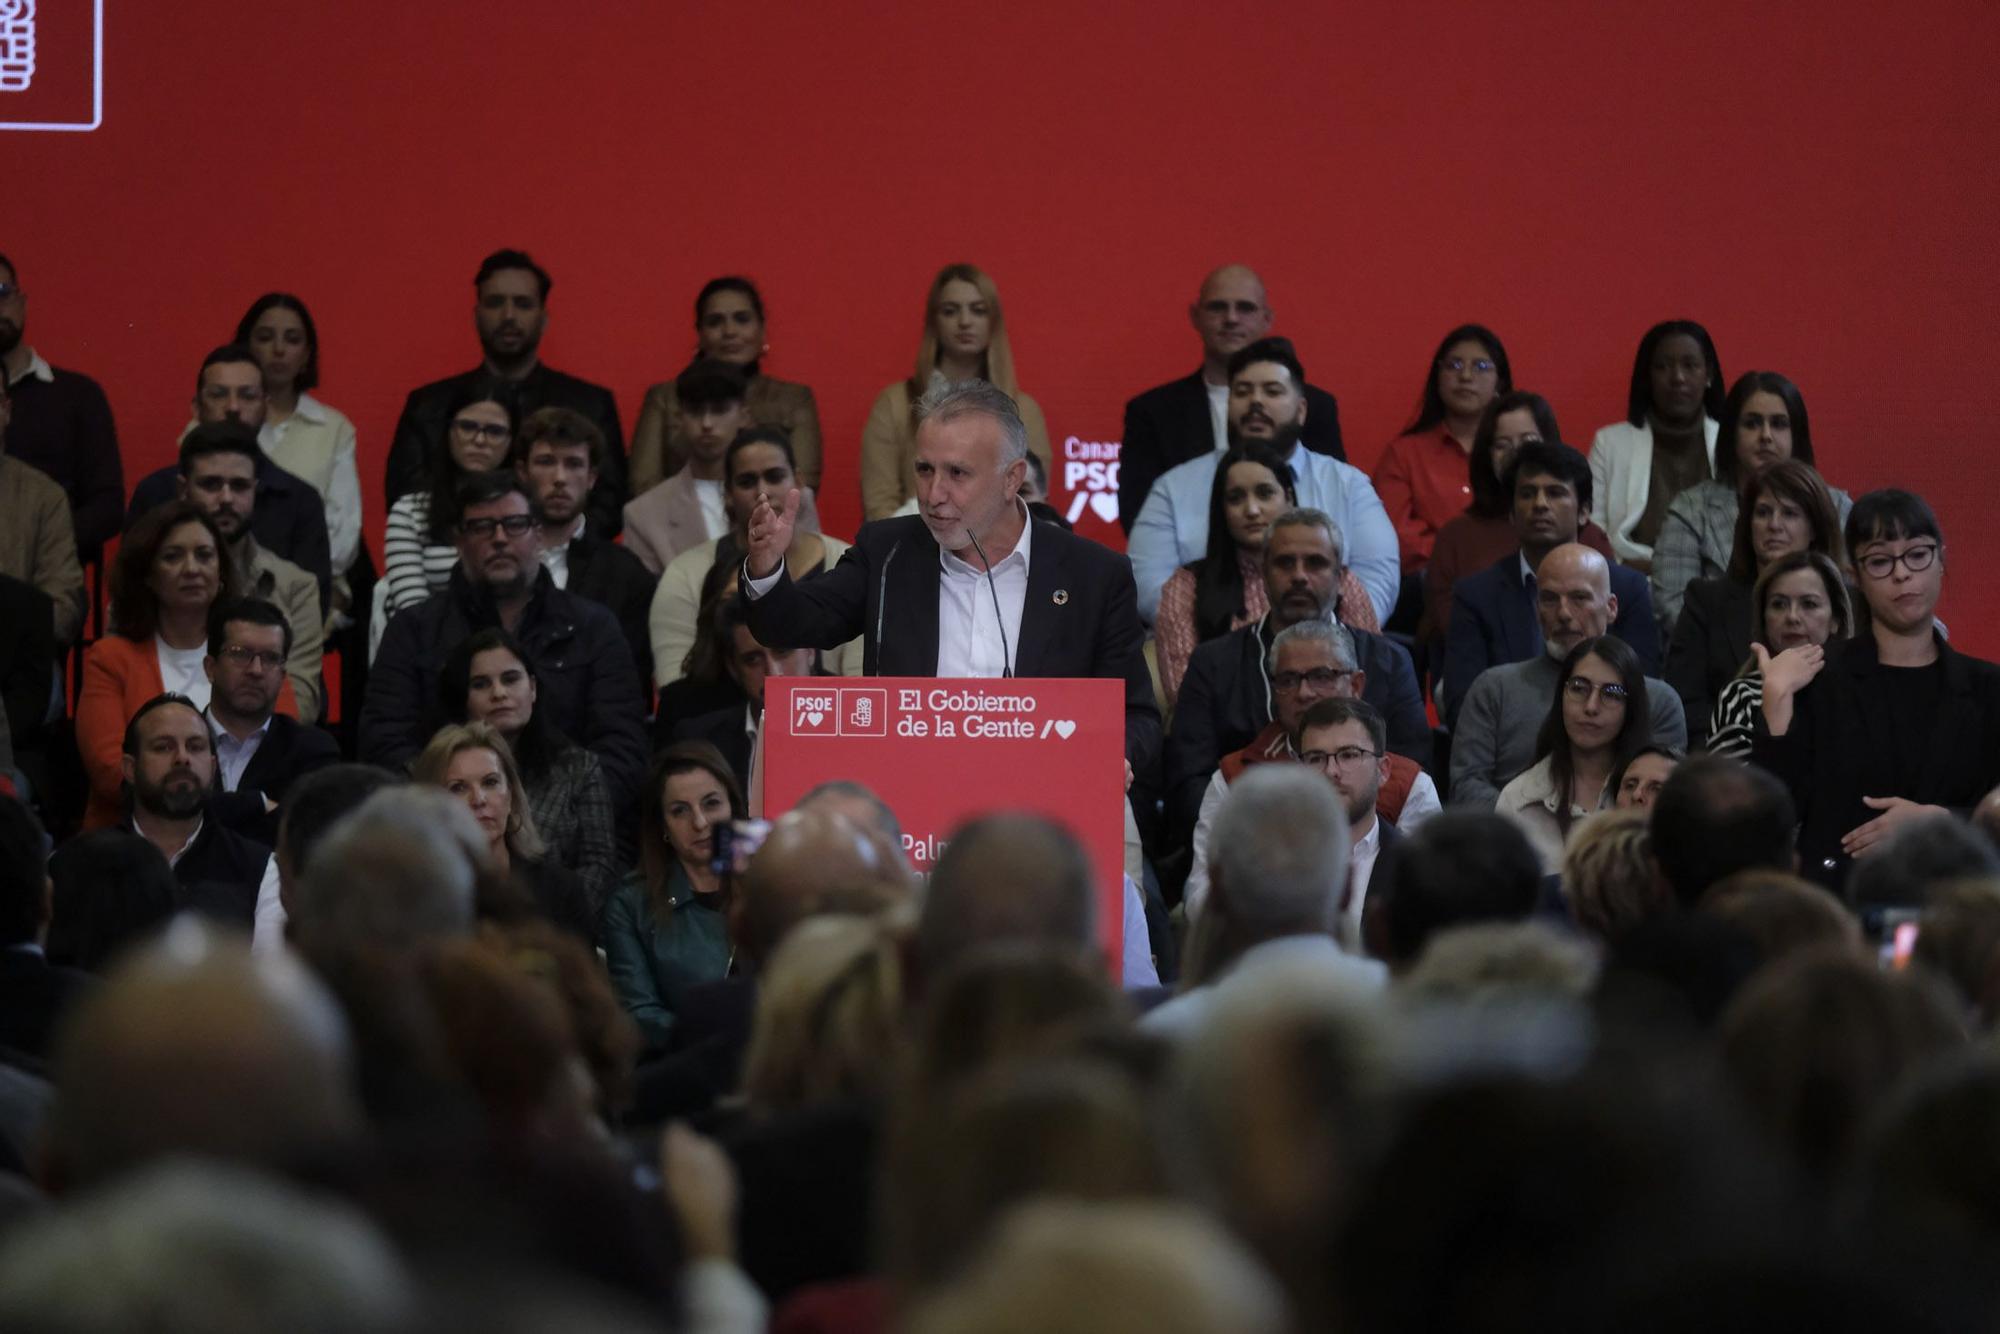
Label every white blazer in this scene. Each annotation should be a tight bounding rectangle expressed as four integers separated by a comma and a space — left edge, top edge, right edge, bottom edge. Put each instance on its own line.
1587, 417, 1720, 565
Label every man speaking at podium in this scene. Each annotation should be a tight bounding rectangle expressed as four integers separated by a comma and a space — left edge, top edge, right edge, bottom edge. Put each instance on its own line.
740, 379, 1161, 780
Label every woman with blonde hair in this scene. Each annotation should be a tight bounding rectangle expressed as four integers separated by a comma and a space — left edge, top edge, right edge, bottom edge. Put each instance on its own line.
859, 264, 1053, 519
410, 721, 592, 942
1560, 806, 1672, 940
740, 914, 905, 1116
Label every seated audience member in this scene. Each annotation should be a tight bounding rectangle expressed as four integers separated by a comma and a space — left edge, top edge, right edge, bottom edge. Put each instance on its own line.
0, 794, 92, 1060
905, 1201, 1286, 1334
1131, 337, 1397, 625
1588, 319, 1725, 570
1651, 370, 1852, 633
1861, 1056, 2000, 1267
1650, 754, 1799, 908
1719, 950, 1964, 1183
1976, 785, 2000, 848
235, 292, 364, 589
623, 360, 751, 576
1694, 870, 1861, 965
738, 914, 904, 1119
0, 573, 56, 793
127, 345, 333, 607
1169, 508, 1426, 837
0, 253, 124, 557
201, 597, 339, 846
42, 918, 363, 1190
441, 629, 616, 913
382, 383, 518, 616
1449, 542, 1684, 810
45, 829, 178, 973
672, 599, 817, 789
1397, 921, 1601, 1008
361, 470, 646, 808
602, 743, 742, 1053
1118, 264, 1347, 531
630, 275, 824, 494
658, 562, 757, 728
1184, 620, 1441, 919
916, 814, 1098, 987
1496, 636, 1653, 874
1441, 443, 1660, 726
1706, 551, 1854, 759
1375, 811, 1543, 971
1422, 392, 1614, 653
175, 425, 326, 718
515, 406, 655, 689
1559, 806, 1671, 940
1846, 814, 2000, 921
1157, 767, 1384, 1035
0, 376, 84, 646
1373, 324, 1511, 580
411, 722, 591, 943
76, 504, 296, 830
1666, 459, 1847, 744
650, 425, 850, 690
861, 263, 1053, 520
284, 782, 479, 958
386, 248, 626, 535
1612, 744, 1680, 808
1909, 878, 2000, 1026
1291, 697, 1408, 954
1753, 490, 2000, 889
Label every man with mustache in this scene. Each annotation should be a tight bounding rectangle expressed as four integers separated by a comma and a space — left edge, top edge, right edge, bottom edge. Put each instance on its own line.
1128, 337, 1398, 627
385, 249, 628, 536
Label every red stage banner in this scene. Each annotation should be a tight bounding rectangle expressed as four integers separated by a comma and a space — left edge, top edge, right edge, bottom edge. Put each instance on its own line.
763, 677, 1127, 957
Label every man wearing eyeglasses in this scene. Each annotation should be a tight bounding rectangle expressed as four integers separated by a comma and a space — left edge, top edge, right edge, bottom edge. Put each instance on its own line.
201, 597, 338, 849
176, 425, 325, 722
1292, 697, 1402, 954
360, 471, 647, 809
1754, 489, 2000, 890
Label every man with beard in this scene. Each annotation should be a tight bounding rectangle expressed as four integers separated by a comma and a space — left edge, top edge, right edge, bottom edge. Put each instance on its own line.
1167, 508, 1427, 840
385, 249, 627, 536
1117, 265, 1347, 531
515, 406, 655, 689
359, 471, 647, 808
1292, 697, 1401, 954
125, 348, 334, 609
121, 693, 279, 929
1129, 337, 1397, 626
0, 253, 124, 558
174, 427, 326, 721
200, 597, 339, 849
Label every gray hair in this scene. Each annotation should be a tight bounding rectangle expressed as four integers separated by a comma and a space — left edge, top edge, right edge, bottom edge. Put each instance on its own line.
1261, 506, 1345, 567
913, 376, 1029, 467
293, 788, 480, 952
1848, 813, 2000, 912
1207, 765, 1350, 934
1266, 618, 1357, 677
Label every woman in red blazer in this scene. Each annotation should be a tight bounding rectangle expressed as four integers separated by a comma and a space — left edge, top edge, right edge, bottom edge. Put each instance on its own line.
76, 501, 297, 829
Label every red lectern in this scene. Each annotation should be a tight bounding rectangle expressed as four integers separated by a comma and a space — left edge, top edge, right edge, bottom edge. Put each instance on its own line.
763, 677, 1127, 955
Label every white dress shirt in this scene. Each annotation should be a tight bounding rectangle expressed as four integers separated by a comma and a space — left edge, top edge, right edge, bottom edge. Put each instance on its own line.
208, 710, 273, 793
1339, 815, 1381, 952
1206, 380, 1230, 454
539, 516, 585, 590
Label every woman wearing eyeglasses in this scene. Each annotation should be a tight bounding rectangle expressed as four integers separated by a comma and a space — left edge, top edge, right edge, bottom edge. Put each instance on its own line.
1496, 635, 1652, 873
382, 386, 520, 615
1753, 490, 2000, 888
1373, 325, 1511, 584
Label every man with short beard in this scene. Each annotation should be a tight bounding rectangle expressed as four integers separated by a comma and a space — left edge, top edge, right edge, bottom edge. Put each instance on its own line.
122, 694, 278, 929
385, 249, 627, 536
1292, 697, 1401, 954
0, 253, 124, 557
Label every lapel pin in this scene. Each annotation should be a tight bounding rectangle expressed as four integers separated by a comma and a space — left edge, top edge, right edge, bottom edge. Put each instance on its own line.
1053, 589, 1069, 605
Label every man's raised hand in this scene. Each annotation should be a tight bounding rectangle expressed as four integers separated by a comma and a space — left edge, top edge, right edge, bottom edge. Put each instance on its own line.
746, 487, 800, 580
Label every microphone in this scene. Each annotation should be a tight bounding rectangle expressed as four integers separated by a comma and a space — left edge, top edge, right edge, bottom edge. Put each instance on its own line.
962, 526, 1013, 678
874, 539, 902, 677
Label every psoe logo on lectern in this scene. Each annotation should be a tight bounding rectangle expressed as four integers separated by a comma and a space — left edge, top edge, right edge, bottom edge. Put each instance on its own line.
0, 0, 101, 133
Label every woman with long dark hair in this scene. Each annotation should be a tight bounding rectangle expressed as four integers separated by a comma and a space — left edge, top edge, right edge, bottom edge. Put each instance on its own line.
1153, 442, 1293, 705
1587, 319, 1726, 571
1496, 635, 1651, 873
1373, 324, 1511, 575
381, 384, 519, 614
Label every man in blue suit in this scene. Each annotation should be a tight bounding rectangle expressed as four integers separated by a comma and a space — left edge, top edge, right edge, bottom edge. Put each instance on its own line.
1440, 442, 1659, 729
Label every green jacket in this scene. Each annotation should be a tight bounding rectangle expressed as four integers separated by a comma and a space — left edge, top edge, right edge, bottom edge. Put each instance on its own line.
601, 865, 731, 1053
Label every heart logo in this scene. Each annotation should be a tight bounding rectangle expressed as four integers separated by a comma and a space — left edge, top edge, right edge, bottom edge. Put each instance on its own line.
805, 710, 825, 726
1088, 492, 1119, 524
1053, 719, 1076, 739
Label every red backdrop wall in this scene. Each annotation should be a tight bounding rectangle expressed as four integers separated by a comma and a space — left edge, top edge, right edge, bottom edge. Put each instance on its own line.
9, 0, 1999, 651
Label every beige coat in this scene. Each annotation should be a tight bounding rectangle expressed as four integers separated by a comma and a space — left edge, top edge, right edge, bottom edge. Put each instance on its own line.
859, 379, 1052, 520
0, 455, 85, 645
238, 537, 326, 723
649, 533, 860, 689
628, 372, 823, 495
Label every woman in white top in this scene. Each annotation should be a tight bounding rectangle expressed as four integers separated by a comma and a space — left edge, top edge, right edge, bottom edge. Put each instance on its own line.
1587, 320, 1724, 571
235, 294, 364, 585
382, 387, 518, 614
1496, 635, 1653, 874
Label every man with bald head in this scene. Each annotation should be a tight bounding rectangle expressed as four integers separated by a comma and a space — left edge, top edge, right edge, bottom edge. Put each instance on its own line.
1449, 540, 1685, 810
917, 812, 1099, 983
1118, 265, 1346, 531
1440, 443, 1660, 729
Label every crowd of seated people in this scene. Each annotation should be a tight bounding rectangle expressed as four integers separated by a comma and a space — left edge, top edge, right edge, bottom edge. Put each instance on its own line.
9, 242, 2000, 1328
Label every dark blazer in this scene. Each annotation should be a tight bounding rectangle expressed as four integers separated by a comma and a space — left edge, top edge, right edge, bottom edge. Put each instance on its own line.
741, 515, 1162, 780
1118, 369, 1346, 532
1752, 631, 2000, 888
675, 702, 753, 794
565, 531, 656, 692
1663, 577, 1754, 747
360, 566, 648, 807
210, 714, 342, 846
128, 455, 333, 612
0, 575, 55, 759
1167, 618, 1428, 835
0, 948, 93, 1061
386, 364, 627, 536
1441, 551, 1662, 730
